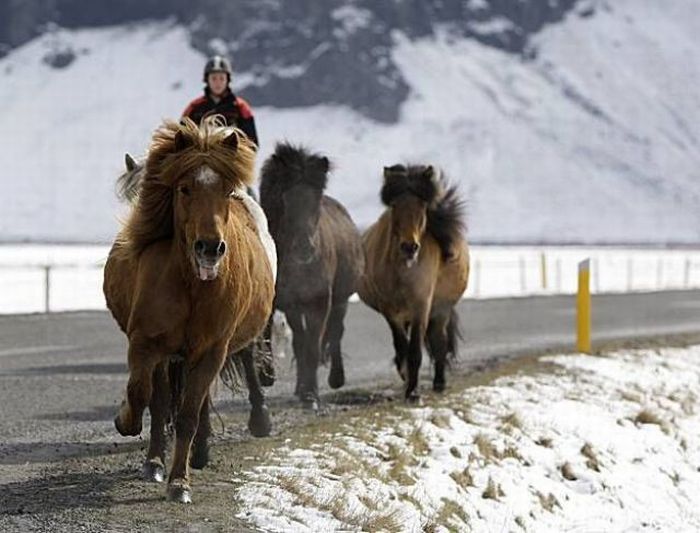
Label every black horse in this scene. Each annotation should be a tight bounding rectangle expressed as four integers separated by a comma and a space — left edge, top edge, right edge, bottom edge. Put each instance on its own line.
260, 143, 364, 410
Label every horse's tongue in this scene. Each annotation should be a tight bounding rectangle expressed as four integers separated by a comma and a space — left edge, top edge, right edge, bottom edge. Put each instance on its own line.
198, 266, 216, 281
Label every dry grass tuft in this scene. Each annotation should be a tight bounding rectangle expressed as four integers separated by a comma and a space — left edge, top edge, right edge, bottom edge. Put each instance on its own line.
430, 411, 453, 429
474, 433, 499, 462
435, 498, 470, 529
450, 467, 474, 488
620, 390, 643, 403
407, 426, 432, 455
482, 477, 504, 500
535, 437, 553, 448
561, 462, 577, 481
634, 409, 671, 434
501, 412, 524, 430
515, 516, 527, 530
580, 443, 601, 472
537, 491, 561, 513
385, 442, 416, 486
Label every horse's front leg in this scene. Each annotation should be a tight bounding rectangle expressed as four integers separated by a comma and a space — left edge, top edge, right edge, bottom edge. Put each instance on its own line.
189, 395, 211, 470
386, 317, 409, 382
285, 310, 306, 398
115, 337, 168, 437
299, 294, 331, 411
405, 316, 427, 404
167, 344, 227, 503
143, 360, 170, 482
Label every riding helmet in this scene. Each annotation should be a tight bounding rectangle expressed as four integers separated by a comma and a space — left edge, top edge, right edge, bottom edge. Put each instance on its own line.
203, 55, 232, 82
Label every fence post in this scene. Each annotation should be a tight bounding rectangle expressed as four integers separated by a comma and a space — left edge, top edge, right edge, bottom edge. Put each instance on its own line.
593, 258, 600, 293
44, 265, 51, 313
577, 259, 591, 353
540, 252, 547, 291
684, 257, 691, 288
555, 258, 562, 292
519, 256, 526, 293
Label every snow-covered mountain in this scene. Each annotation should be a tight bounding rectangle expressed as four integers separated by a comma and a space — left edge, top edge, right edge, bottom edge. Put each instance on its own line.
1, 0, 699, 243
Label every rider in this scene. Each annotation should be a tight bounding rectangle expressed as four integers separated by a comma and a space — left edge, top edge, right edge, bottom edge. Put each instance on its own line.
182, 55, 259, 148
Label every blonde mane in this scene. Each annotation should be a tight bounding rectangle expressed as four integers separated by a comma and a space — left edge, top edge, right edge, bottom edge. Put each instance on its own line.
116, 117, 257, 261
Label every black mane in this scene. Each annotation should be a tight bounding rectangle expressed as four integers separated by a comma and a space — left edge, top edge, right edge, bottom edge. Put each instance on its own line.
260, 142, 330, 194
381, 165, 466, 260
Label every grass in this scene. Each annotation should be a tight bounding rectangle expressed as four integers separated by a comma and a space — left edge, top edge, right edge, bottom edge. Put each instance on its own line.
561, 462, 577, 481
430, 411, 453, 429
581, 443, 601, 472
474, 433, 499, 462
501, 412, 524, 431
449, 446, 462, 458
482, 477, 505, 500
449, 467, 474, 488
634, 409, 671, 434
537, 491, 561, 513
435, 498, 470, 531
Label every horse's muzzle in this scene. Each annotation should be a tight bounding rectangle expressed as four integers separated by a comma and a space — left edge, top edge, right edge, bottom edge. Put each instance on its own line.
194, 239, 226, 281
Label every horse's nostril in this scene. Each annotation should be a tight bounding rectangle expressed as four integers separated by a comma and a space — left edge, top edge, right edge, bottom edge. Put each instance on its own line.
194, 240, 206, 255
217, 241, 226, 257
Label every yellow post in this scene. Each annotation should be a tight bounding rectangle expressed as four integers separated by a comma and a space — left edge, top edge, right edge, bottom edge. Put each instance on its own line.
540, 252, 547, 290
577, 259, 591, 353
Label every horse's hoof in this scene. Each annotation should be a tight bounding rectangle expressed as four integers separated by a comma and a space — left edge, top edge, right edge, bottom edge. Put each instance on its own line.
167, 481, 192, 504
114, 414, 141, 437
142, 460, 165, 482
189, 446, 210, 470
433, 381, 446, 393
248, 405, 272, 437
405, 393, 422, 406
328, 367, 345, 390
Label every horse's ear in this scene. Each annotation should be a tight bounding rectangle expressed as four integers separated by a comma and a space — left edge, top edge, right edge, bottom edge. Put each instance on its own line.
423, 165, 435, 180
223, 131, 239, 151
383, 165, 404, 180
321, 156, 330, 173
124, 153, 137, 172
174, 131, 193, 152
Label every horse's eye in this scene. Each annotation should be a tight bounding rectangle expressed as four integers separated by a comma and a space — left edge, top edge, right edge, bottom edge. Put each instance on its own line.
179, 185, 190, 196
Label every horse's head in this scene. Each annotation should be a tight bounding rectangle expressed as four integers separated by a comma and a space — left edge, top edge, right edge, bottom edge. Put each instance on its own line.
381, 164, 442, 267
174, 161, 238, 282
261, 143, 330, 265
118, 118, 256, 281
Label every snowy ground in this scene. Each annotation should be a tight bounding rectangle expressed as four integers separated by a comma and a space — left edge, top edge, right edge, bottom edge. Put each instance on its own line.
1, 244, 700, 314
235, 345, 700, 532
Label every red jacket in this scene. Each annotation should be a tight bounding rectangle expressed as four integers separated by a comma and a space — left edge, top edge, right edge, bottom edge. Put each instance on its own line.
182, 88, 259, 146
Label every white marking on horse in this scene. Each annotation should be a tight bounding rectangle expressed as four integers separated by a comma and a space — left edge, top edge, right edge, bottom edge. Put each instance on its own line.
195, 166, 220, 187
230, 187, 278, 283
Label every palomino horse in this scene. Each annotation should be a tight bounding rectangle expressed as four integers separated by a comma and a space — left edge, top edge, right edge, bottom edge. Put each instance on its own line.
358, 165, 469, 402
260, 143, 364, 410
104, 118, 275, 502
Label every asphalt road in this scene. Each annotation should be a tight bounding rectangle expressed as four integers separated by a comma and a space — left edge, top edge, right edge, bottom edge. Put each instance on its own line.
1, 290, 700, 530
2, 290, 700, 455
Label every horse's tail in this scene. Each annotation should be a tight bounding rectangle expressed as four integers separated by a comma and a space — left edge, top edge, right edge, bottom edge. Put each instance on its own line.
116, 153, 145, 204
446, 307, 463, 363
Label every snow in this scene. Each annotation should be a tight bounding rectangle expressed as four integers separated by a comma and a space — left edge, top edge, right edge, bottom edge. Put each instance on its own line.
236, 345, 700, 532
1, 244, 699, 314
1, 1, 699, 244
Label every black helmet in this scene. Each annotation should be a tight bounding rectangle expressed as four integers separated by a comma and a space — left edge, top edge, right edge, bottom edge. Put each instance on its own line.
203, 55, 232, 82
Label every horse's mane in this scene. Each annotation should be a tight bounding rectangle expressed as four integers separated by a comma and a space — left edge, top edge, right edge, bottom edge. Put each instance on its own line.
381, 164, 466, 259
259, 142, 331, 237
116, 117, 257, 260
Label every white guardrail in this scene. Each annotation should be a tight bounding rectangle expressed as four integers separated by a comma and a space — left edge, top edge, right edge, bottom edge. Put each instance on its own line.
1, 246, 700, 314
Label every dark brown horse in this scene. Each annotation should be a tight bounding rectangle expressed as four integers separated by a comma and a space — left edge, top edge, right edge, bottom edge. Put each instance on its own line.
358, 165, 469, 403
260, 143, 364, 410
104, 118, 275, 502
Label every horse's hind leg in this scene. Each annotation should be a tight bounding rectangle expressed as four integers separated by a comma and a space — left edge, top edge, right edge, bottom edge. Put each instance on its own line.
241, 346, 272, 437
189, 395, 211, 470
167, 345, 227, 503
143, 361, 169, 482
299, 296, 330, 411
115, 339, 166, 437
257, 316, 276, 387
326, 301, 348, 390
426, 315, 449, 393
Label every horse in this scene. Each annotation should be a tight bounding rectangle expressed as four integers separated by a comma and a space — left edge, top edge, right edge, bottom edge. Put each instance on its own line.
103, 117, 276, 503
259, 143, 364, 411
358, 164, 469, 403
